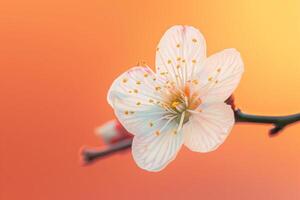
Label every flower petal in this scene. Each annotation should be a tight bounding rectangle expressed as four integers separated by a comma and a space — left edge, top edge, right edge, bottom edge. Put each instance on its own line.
183, 102, 234, 152
155, 25, 206, 87
107, 66, 173, 135
132, 119, 184, 172
197, 48, 244, 103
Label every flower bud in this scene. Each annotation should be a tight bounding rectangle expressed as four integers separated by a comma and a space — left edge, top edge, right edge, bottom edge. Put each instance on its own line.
95, 120, 133, 145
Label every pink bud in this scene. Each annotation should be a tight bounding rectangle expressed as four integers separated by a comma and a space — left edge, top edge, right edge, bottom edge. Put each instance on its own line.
95, 120, 133, 145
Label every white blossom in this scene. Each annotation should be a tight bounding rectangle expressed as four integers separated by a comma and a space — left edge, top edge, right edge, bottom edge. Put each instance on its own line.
107, 25, 244, 172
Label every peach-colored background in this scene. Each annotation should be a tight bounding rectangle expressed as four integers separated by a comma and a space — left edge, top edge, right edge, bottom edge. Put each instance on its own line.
1, 0, 300, 199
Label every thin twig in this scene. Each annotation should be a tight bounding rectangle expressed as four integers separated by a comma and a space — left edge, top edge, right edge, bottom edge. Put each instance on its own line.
81, 109, 300, 164
235, 109, 300, 135
81, 139, 132, 165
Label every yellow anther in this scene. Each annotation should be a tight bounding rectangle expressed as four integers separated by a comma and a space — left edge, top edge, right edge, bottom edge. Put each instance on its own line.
217, 68, 221, 72
215, 80, 218, 84
192, 38, 197, 43
122, 78, 128, 83
153, 78, 156, 81
208, 77, 213, 81
176, 44, 180, 48
176, 64, 181, 69
136, 81, 141, 85
124, 111, 129, 115
149, 122, 154, 127
130, 111, 135, 114
192, 80, 199, 85
167, 60, 172, 64
173, 130, 177, 135
177, 57, 181, 61
171, 101, 180, 108
192, 59, 196, 64
136, 102, 141, 106
182, 59, 186, 63
144, 73, 149, 77
137, 60, 147, 66
149, 99, 154, 103
155, 86, 161, 91
134, 89, 138, 93
155, 131, 160, 136
156, 47, 159, 51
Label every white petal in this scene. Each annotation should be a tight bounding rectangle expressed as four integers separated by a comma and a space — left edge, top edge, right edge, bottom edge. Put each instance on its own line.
197, 48, 244, 103
132, 120, 184, 172
107, 66, 172, 135
155, 25, 206, 86
183, 103, 234, 152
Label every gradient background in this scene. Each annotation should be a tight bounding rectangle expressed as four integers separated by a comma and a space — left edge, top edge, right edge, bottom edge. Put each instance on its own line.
1, 0, 300, 199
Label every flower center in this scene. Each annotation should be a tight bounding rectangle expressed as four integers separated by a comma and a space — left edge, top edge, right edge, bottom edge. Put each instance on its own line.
164, 84, 202, 124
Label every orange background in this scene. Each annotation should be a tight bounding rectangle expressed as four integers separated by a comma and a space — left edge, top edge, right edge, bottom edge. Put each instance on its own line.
1, 0, 300, 199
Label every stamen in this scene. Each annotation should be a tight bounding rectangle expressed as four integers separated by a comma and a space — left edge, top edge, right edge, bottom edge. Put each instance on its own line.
187, 109, 202, 114
154, 115, 177, 136
192, 80, 199, 85
155, 86, 161, 91
157, 53, 180, 87
177, 111, 185, 133
171, 101, 180, 108
184, 96, 189, 108
155, 131, 160, 136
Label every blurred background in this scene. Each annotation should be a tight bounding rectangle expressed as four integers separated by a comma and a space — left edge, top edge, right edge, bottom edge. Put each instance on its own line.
1, 0, 300, 199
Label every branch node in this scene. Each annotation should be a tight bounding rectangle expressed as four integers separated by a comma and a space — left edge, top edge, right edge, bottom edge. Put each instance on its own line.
269, 125, 284, 136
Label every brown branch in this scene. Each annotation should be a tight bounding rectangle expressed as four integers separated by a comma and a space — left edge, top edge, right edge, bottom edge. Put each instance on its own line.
80, 139, 132, 165
80, 109, 300, 164
235, 109, 300, 135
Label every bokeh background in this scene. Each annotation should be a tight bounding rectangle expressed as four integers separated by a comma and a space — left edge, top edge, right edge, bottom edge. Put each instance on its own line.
1, 0, 300, 199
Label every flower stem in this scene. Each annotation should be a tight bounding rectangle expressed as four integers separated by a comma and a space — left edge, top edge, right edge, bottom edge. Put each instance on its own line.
81, 109, 300, 164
